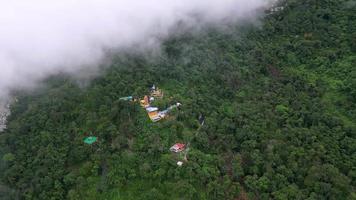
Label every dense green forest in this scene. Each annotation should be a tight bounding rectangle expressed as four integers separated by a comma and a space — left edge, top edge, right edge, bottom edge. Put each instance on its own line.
1, 0, 356, 199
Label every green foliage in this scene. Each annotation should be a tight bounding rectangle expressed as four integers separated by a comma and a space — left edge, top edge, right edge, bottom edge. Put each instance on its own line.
2, 153, 15, 162
0, 0, 355, 199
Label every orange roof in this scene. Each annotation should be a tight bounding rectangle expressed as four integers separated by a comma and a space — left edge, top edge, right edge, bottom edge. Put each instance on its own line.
148, 111, 158, 118
148, 111, 162, 122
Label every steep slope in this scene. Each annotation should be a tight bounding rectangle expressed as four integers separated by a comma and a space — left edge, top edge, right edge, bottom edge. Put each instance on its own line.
1, 0, 355, 199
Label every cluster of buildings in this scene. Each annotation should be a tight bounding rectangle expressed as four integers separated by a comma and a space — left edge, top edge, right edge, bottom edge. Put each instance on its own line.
120, 85, 187, 166
131, 85, 181, 122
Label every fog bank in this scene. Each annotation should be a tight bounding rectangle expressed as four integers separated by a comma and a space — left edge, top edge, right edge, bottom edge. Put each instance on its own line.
0, 0, 271, 98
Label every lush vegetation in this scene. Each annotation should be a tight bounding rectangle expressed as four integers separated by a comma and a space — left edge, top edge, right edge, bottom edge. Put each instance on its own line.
1, 0, 355, 199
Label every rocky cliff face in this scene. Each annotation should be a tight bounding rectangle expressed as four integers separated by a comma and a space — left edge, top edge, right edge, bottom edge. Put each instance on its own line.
0, 100, 10, 132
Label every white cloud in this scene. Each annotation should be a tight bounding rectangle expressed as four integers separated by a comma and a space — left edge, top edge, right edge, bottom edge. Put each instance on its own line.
0, 0, 270, 97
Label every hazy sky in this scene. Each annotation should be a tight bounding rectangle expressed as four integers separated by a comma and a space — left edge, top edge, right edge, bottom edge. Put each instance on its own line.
0, 0, 271, 98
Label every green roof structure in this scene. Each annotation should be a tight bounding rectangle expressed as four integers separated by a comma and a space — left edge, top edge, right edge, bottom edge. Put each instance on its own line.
83, 136, 97, 144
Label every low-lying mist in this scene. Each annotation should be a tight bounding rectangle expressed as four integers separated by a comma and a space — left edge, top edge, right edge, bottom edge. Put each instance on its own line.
0, 0, 272, 99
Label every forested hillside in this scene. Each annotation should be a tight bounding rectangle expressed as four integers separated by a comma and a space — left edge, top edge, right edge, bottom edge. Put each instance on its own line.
1, 0, 355, 199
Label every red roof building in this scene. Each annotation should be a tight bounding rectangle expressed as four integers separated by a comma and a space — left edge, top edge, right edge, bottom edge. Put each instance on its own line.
170, 143, 186, 153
